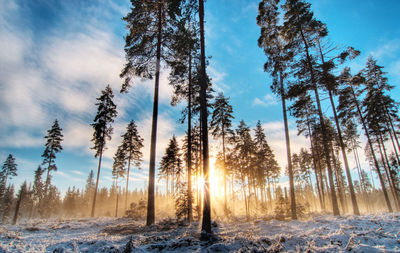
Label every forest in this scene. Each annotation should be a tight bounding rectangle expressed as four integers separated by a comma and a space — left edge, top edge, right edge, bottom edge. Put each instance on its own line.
1, 0, 400, 252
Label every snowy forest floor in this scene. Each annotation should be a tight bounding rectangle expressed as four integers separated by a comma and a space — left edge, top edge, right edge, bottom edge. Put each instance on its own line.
1, 213, 400, 252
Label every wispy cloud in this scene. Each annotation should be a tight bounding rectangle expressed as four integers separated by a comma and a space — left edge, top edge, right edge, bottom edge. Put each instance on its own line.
253, 93, 278, 107
370, 39, 400, 61
56, 171, 85, 183
262, 121, 308, 174
71, 170, 85, 176
208, 64, 229, 93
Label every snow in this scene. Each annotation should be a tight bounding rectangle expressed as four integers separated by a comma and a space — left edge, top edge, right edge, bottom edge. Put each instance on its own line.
1, 213, 400, 252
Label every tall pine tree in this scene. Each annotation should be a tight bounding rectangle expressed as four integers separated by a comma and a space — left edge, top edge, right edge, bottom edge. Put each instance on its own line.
120, 120, 144, 211
210, 92, 234, 214
41, 120, 63, 192
257, 0, 297, 219
0, 154, 17, 199
121, 0, 183, 226
90, 85, 117, 217
281, 0, 340, 216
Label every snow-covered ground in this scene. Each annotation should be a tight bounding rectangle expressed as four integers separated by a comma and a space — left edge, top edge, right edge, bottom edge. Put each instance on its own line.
1, 213, 400, 252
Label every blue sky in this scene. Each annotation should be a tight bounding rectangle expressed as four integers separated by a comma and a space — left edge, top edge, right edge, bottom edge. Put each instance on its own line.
1, 0, 399, 195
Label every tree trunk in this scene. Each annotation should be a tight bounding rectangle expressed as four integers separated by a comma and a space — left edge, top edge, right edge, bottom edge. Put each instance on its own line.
387, 121, 400, 165
299, 28, 339, 215
91, 145, 103, 217
349, 85, 392, 212
12, 189, 24, 225
279, 71, 297, 219
187, 54, 193, 223
241, 175, 249, 221
45, 147, 54, 194
316, 37, 359, 214
315, 146, 326, 210
330, 145, 346, 213
222, 125, 228, 214
378, 132, 400, 209
199, 0, 211, 237
125, 151, 132, 211
115, 176, 119, 217
306, 118, 324, 210
385, 105, 400, 154
146, 2, 162, 226
327, 89, 359, 215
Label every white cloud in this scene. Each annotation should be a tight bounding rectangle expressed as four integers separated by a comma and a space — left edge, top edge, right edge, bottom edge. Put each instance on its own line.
63, 121, 92, 152
71, 170, 85, 176
0, 131, 42, 148
208, 65, 229, 93
253, 93, 278, 107
253, 97, 267, 107
262, 121, 309, 174
370, 40, 400, 61
55, 170, 85, 183
41, 29, 124, 88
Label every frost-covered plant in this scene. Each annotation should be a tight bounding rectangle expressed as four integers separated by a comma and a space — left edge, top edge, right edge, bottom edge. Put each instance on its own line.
274, 196, 306, 220
175, 181, 192, 221
274, 196, 289, 220
125, 200, 146, 220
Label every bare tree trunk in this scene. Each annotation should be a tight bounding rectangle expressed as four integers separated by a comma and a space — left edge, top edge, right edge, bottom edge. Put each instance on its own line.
12, 189, 24, 225
279, 71, 297, 219
306, 119, 324, 210
222, 127, 228, 215
91, 145, 103, 217
199, 0, 211, 237
115, 176, 119, 217
331, 145, 346, 213
187, 55, 193, 222
125, 151, 132, 212
146, 2, 162, 226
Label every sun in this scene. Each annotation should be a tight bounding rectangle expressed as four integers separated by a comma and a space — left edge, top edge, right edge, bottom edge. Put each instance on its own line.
195, 156, 223, 199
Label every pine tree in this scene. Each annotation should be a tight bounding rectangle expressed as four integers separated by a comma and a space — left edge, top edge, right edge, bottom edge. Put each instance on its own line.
316, 39, 361, 215
120, 120, 144, 211
2, 185, 14, 222
257, 0, 298, 219
281, 0, 340, 216
90, 85, 118, 217
0, 154, 18, 201
167, 3, 199, 222
121, 0, 184, 226
63, 187, 75, 216
338, 68, 393, 212
254, 121, 280, 198
32, 166, 44, 216
41, 120, 63, 192
113, 145, 126, 217
289, 91, 326, 210
12, 181, 28, 225
210, 92, 234, 213
46, 185, 61, 216
363, 57, 400, 208
229, 120, 256, 220
159, 136, 182, 197
85, 170, 95, 200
